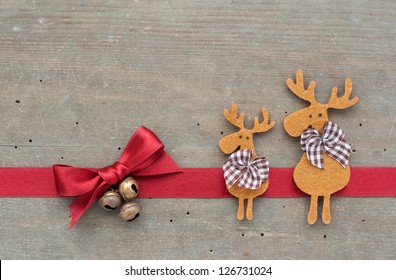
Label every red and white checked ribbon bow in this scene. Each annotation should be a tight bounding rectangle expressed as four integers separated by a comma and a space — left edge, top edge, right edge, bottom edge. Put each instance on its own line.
300, 121, 351, 169
223, 149, 269, 190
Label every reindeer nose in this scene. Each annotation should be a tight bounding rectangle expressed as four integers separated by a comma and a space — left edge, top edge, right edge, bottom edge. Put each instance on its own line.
219, 135, 241, 154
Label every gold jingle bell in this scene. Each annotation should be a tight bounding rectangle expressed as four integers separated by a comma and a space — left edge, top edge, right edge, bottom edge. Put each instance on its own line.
118, 177, 139, 201
98, 190, 123, 211
119, 202, 142, 222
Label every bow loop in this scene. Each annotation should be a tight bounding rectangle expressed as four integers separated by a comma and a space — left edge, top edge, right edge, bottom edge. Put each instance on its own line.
322, 121, 345, 148
98, 161, 130, 186
300, 121, 351, 169
53, 126, 182, 228
300, 128, 321, 151
223, 149, 269, 190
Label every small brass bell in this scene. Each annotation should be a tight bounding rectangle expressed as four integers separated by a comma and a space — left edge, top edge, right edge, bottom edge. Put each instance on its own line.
98, 190, 122, 211
119, 202, 142, 222
118, 177, 139, 201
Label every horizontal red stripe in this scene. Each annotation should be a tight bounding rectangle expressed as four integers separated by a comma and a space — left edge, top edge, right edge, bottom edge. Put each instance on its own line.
0, 167, 394, 198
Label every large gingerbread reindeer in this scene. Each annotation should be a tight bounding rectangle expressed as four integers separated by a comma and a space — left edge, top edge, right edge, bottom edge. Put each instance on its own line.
283, 69, 359, 224
219, 103, 275, 220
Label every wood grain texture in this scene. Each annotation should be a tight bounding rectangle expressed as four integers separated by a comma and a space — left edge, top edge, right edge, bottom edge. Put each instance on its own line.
0, 0, 395, 259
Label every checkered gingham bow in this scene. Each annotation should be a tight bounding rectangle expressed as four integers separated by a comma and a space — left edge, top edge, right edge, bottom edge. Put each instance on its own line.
223, 149, 269, 190
300, 121, 351, 169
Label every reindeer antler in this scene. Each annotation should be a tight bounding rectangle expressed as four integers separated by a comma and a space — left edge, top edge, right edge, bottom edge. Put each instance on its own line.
327, 78, 359, 109
224, 103, 245, 129
252, 108, 275, 133
287, 69, 317, 105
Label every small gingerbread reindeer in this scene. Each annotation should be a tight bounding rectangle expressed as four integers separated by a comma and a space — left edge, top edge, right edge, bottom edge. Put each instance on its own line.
219, 103, 275, 220
283, 69, 359, 224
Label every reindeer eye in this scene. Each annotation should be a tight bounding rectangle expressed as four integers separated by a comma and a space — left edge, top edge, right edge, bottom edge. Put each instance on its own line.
246, 136, 250, 140
318, 113, 323, 117
239, 135, 243, 139
309, 114, 313, 118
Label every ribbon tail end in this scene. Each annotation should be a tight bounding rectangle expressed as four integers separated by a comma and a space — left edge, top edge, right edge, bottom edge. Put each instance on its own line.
68, 211, 81, 230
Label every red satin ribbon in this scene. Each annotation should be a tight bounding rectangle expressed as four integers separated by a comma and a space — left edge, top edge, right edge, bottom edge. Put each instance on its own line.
1, 166, 395, 197
53, 126, 182, 228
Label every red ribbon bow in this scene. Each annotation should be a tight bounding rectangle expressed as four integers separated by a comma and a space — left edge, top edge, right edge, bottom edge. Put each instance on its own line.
53, 126, 182, 228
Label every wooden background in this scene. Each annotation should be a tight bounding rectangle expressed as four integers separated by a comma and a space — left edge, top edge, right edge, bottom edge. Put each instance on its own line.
0, 0, 395, 259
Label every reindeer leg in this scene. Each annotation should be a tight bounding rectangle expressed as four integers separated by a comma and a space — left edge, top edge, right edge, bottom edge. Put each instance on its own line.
246, 198, 253, 220
237, 198, 244, 220
322, 195, 331, 224
307, 195, 318, 224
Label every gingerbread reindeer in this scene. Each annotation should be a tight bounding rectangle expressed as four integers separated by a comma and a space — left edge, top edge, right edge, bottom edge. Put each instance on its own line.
219, 103, 275, 220
283, 69, 359, 224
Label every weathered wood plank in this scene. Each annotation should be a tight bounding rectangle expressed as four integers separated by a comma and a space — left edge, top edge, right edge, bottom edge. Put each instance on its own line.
0, 0, 395, 259
1, 197, 395, 259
